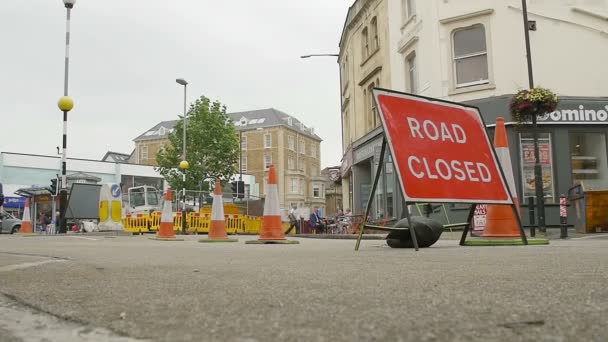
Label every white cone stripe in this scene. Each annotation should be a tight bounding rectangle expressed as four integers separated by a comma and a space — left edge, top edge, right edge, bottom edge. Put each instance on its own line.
263, 184, 280, 216
496, 147, 518, 199
211, 194, 225, 220
22, 206, 31, 222
161, 199, 173, 223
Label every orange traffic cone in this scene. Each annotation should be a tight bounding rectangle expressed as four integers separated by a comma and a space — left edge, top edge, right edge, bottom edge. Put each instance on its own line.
19, 198, 34, 234
482, 117, 522, 238
199, 179, 237, 243
246, 165, 299, 244
150, 188, 183, 241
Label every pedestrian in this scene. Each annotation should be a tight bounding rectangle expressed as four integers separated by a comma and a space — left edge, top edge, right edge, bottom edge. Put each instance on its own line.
309, 207, 326, 234
284, 206, 299, 235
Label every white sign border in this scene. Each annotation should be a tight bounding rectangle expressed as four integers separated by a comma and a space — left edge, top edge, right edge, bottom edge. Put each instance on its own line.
373, 88, 514, 205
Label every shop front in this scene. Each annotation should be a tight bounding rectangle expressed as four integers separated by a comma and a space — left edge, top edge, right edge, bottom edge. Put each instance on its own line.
470, 95, 608, 227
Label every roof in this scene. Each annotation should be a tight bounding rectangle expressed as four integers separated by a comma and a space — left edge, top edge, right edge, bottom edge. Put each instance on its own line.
228, 108, 322, 140
133, 120, 178, 142
101, 151, 132, 163
134, 108, 322, 142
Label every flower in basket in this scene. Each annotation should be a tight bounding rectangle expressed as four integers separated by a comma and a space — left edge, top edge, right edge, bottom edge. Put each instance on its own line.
509, 87, 558, 124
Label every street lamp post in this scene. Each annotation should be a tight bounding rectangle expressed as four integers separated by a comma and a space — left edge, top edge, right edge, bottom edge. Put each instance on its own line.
521, 0, 546, 233
58, 0, 76, 234
176, 78, 188, 235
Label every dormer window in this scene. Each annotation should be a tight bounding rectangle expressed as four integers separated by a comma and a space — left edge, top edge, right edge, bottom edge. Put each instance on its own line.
240, 117, 248, 126
288, 117, 293, 126
158, 127, 166, 135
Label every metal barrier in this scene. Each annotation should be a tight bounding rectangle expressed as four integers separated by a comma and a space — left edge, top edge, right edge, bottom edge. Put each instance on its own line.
122, 214, 150, 234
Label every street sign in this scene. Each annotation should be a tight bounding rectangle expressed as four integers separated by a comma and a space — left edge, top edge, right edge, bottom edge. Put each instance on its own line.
373, 89, 512, 204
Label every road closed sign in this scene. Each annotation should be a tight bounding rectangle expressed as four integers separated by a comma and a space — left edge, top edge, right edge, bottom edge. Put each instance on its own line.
373, 89, 512, 204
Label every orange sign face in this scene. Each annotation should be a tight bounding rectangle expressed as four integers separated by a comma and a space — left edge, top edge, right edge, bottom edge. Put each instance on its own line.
374, 89, 512, 204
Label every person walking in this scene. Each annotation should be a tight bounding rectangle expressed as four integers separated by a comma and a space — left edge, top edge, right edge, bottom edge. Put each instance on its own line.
284, 207, 299, 235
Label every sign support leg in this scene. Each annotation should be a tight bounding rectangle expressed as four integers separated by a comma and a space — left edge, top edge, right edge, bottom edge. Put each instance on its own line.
404, 202, 419, 251
459, 203, 477, 246
355, 137, 386, 251
512, 203, 528, 245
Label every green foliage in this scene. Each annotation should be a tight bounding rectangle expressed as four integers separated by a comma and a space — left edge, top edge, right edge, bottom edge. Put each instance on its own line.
509, 87, 559, 124
156, 96, 239, 190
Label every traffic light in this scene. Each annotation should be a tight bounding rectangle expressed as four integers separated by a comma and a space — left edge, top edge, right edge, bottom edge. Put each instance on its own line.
50, 177, 58, 196
231, 181, 238, 198
236, 181, 245, 199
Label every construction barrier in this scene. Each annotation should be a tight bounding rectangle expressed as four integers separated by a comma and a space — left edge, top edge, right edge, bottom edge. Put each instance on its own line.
225, 214, 244, 234
149, 212, 161, 231
187, 212, 210, 234
173, 212, 183, 232
122, 214, 150, 234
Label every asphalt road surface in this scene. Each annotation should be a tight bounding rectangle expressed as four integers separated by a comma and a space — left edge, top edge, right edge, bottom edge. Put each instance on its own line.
1, 233, 607, 342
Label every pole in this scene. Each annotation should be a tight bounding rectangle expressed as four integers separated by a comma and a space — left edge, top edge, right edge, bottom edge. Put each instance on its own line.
59, 6, 72, 234
521, 0, 545, 233
182, 84, 187, 235
560, 194, 568, 238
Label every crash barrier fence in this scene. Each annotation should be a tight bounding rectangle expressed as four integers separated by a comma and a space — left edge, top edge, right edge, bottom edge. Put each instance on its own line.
122, 213, 266, 235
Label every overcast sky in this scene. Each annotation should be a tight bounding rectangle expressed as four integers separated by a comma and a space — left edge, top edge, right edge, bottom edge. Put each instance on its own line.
1, 0, 349, 168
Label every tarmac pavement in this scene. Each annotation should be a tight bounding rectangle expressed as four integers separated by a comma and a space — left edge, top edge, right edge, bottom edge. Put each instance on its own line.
0, 233, 606, 341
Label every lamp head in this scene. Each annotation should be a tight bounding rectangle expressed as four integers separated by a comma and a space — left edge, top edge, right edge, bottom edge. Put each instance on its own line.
63, 0, 76, 9
176, 78, 188, 86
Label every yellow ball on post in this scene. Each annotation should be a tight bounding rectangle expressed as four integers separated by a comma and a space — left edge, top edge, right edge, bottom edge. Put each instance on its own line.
179, 160, 190, 170
58, 96, 74, 112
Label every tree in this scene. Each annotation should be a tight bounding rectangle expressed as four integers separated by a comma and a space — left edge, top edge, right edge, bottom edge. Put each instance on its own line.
156, 95, 239, 191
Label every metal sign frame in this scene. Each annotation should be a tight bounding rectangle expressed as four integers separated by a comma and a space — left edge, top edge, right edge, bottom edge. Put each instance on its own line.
355, 88, 527, 251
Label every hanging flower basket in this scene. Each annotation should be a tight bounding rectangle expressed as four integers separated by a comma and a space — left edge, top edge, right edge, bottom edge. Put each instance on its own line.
509, 87, 559, 124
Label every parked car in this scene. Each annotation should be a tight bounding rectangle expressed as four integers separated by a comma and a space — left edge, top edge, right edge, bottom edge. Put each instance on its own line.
0, 210, 21, 234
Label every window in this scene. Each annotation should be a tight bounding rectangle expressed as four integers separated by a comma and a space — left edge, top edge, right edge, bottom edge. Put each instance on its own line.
341, 55, 349, 90
366, 81, 378, 129
403, 0, 416, 19
520, 133, 555, 203
241, 155, 247, 173
264, 134, 271, 148
313, 185, 321, 198
291, 178, 299, 193
299, 139, 305, 154
298, 158, 304, 171
406, 52, 417, 93
139, 145, 148, 163
288, 156, 295, 170
288, 135, 295, 151
343, 111, 350, 146
264, 154, 272, 169
570, 133, 608, 189
241, 136, 247, 150
453, 25, 489, 87
311, 144, 317, 158
371, 17, 379, 51
311, 166, 318, 177
361, 27, 369, 59
300, 179, 305, 195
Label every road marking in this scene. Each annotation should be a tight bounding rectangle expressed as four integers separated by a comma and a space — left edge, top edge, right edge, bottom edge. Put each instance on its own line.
0, 259, 67, 273
0, 294, 149, 342
67, 236, 99, 241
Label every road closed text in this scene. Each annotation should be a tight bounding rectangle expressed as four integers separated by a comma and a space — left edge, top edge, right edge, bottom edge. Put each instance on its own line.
406, 117, 492, 182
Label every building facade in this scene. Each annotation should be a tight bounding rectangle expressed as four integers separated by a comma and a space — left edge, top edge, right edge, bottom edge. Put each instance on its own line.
339, 0, 608, 226
134, 108, 325, 212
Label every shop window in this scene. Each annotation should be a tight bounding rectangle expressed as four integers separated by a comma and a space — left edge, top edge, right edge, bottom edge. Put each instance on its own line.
452, 25, 489, 88
570, 133, 608, 188
519, 133, 555, 203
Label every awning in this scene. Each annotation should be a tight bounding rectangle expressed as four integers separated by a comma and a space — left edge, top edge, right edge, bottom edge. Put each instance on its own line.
14, 187, 52, 198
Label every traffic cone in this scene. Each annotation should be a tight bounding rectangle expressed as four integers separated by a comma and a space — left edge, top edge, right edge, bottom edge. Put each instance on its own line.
482, 117, 522, 238
246, 165, 299, 244
149, 188, 183, 241
19, 198, 34, 235
199, 179, 237, 243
